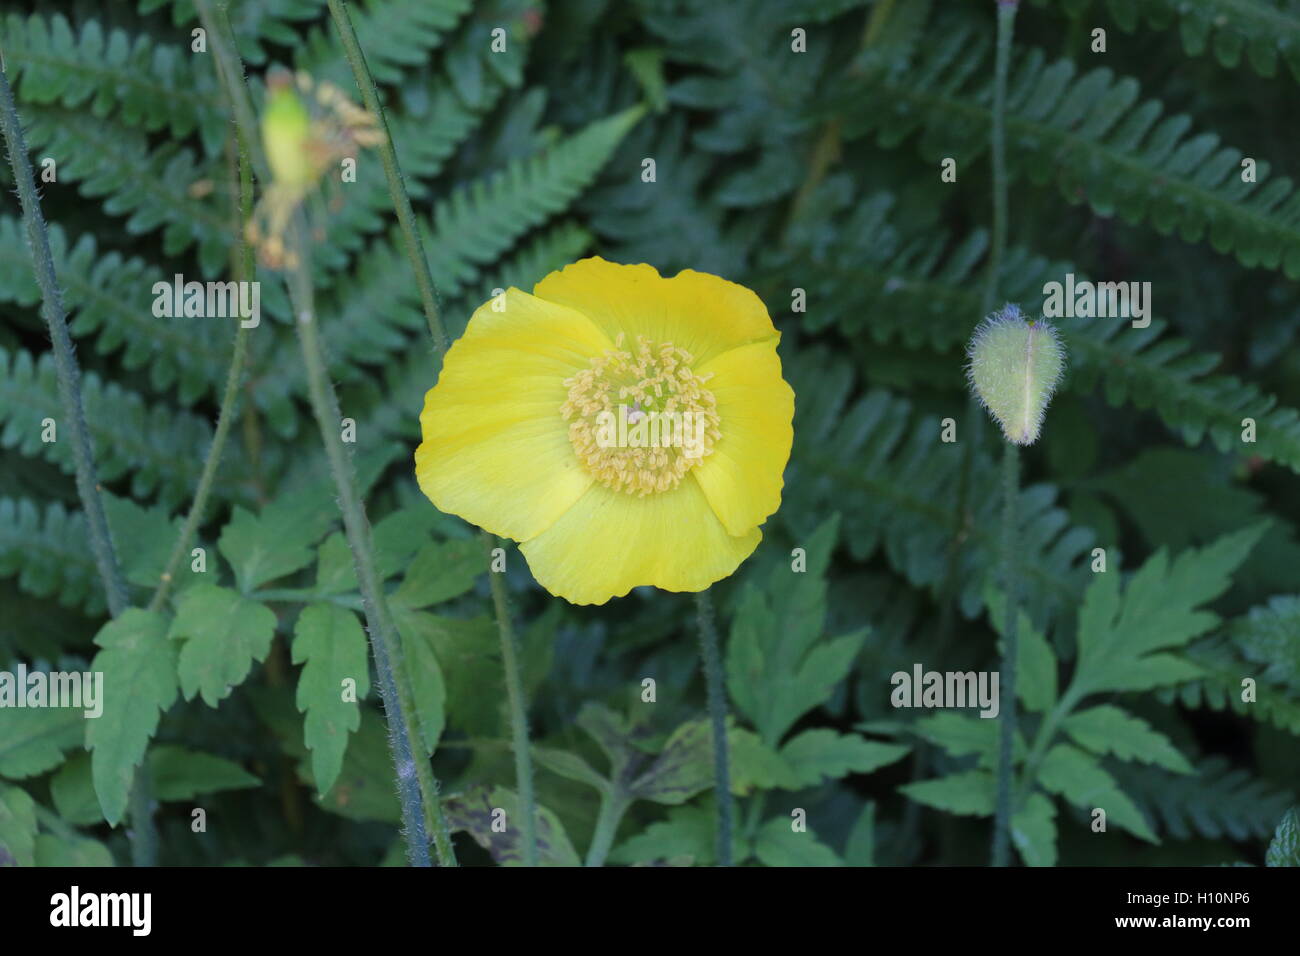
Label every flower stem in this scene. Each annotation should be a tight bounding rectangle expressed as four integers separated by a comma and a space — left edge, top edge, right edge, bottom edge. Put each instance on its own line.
149, 0, 253, 614
485, 534, 538, 867
325, 0, 447, 353
0, 60, 128, 620
991, 441, 1020, 867
695, 589, 733, 867
285, 220, 455, 867
0, 50, 159, 866
981, 0, 1019, 317
584, 790, 632, 867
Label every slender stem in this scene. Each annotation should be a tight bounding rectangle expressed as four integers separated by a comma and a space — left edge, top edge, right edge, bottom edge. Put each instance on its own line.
485, 534, 538, 866
326, 0, 447, 352
584, 790, 632, 867
285, 220, 455, 867
149, 0, 253, 613
982, 0, 1019, 316
0, 59, 128, 620
0, 49, 160, 865
695, 590, 733, 867
128, 771, 159, 867
991, 442, 1020, 866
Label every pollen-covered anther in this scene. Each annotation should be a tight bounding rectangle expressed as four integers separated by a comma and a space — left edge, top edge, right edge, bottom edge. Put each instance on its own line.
561, 335, 721, 496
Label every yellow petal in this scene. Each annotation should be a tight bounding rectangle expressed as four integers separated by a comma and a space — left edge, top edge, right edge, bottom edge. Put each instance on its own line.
519, 476, 762, 605
415, 289, 615, 541
532, 257, 778, 367
691, 338, 795, 536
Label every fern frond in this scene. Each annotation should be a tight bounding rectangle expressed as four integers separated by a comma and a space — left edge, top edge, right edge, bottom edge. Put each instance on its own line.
0, 348, 216, 508
840, 26, 1300, 277
782, 347, 1094, 627
1123, 756, 1296, 841
295, 0, 473, 87
1162, 635, 1300, 734
1029, 0, 1300, 81
139, 0, 327, 66
20, 109, 230, 274
1, 13, 225, 154
0, 218, 231, 404
774, 190, 1300, 473
0, 498, 103, 615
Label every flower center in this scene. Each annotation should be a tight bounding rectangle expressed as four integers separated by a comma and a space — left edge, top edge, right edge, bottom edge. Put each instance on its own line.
561, 335, 721, 496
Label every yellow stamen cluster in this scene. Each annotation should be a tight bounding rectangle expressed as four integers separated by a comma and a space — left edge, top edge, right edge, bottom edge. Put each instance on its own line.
561, 335, 721, 496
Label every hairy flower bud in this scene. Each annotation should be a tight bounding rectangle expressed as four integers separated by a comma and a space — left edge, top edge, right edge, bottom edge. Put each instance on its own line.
966, 305, 1065, 445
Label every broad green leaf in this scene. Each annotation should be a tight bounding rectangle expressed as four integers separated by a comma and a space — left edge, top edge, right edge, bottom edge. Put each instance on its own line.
1062, 705, 1193, 773
610, 804, 716, 866
900, 771, 995, 817
371, 507, 443, 579
51, 754, 104, 825
1266, 806, 1300, 867
1012, 792, 1058, 867
149, 745, 260, 801
292, 603, 371, 793
777, 730, 910, 788
390, 607, 458, 751
576, 703, 642, 777
86, 609, 177, 826
753, 817, 843, 867
985, 584, 1058, 712
0, 784, 37, 867
103, 493, 184, 589
728, 726, 793, 795
1038, 743, 1157, 842
628, 719, 714, 805
844, 802, 876, 867
726, 515, 865, 744
170, 584, 275, 706
533, 747, 609, 793
444, 785, 579, 866
313, 532, 356, 596
218, 494, 336, 593
1074, 524, 1267, 696
913, 712, 1024, 770
35, 833, 114, 867
0, 705, 84, 780
391, 537, 482, 609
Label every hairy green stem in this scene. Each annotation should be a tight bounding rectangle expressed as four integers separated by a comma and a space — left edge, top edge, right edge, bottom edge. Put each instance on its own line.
326, 0, 447, 352
585, 791, 632, 867
327, 0, 538, 867
485, 534, 538, 866
150, 0, 253, 614
991, 442, 1021, 866
982, 0, 1018, 316
0, 53, 159, 865
0, 62, 128, 619
285, 220, 455, 867
695, 590, 733, 867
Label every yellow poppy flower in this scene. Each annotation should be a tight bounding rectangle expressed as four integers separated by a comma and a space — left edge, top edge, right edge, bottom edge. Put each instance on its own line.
414, 257, 795, 605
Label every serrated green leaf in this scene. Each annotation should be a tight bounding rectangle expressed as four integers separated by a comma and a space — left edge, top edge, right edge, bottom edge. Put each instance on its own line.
1062, 705, 1192, 773
218, 495, 337, 593
86, 609, 177, 826
1266, 806, 1300, 867
1012, 792, 1058, 867
628, 718, 714, 805
777, 730, 910, 788
844, 802, 876, 867
444, 785, 579, 866
533, 747, 609, 793
753, 817, 843, 867
34, 832, 114, 867
900, 771, 996, 817
0, 784, 38, 867
1039, 743, 1157, 842
0, 705, 84, 780
292, 603, 371, 794
170, 584, 275, 707
391, 537, 482, 609
1075, 525, 1267, 696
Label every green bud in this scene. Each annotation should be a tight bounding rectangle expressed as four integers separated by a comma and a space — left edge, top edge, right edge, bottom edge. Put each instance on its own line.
966, 305, 1065, 445
262, 74, 314, 189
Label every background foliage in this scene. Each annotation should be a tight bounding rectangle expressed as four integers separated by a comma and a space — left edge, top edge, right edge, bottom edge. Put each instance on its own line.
0, 0, 1298, 867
